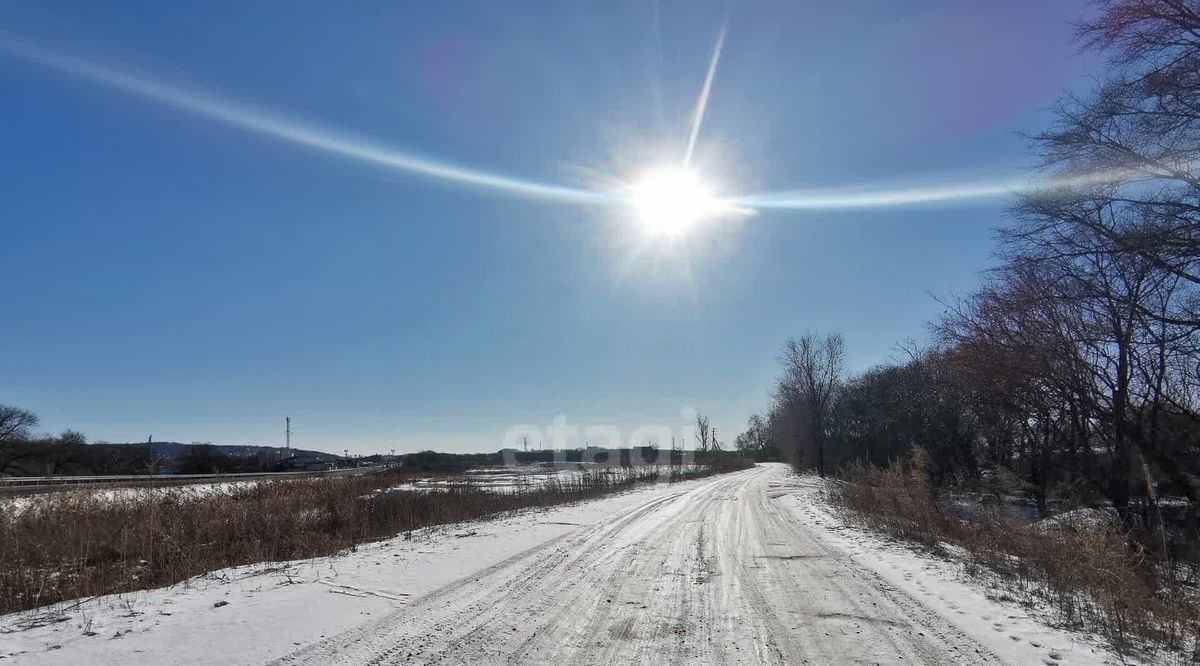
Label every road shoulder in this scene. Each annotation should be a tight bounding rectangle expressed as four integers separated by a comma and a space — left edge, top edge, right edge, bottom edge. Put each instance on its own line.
770, 472, 1132, 665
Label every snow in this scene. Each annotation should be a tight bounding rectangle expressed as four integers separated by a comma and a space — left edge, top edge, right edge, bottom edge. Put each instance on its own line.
0, 481, 262, 516
392, 464, 703, 493
1034, 506, 1123, 532
0, 464, 1143, 664
771, 474, 1138, 666
0, 475, 705, 664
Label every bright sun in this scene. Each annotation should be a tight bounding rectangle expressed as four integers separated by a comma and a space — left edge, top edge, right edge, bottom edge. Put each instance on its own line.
628, 168, 722, 237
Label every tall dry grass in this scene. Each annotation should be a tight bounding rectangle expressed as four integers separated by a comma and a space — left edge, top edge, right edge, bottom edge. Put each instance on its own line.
1, 463, 743, 614
828, 449, 1200, 661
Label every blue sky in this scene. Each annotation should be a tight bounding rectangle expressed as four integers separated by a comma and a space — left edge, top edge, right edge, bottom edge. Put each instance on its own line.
1, 1, 1093, 453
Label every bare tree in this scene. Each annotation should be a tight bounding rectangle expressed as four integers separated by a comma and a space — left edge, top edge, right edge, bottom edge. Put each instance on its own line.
0, 405, 38, 443
779, 332, 844, 477
736, 413, 772, 460
694, 414, 711, 455
1026, 0, 1200, 331
943, 0, 1200, 521
59, 429, 87, 446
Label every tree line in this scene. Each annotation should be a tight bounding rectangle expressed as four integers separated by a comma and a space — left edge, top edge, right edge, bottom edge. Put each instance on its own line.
0, 404, 151, 476
740, 1, 1200, 548
1, 405, 288, 475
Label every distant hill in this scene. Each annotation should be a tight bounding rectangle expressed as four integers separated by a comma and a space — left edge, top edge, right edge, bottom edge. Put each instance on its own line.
83, 441, 338, 461
2, 440, 340, 478
127, 442, 338, 461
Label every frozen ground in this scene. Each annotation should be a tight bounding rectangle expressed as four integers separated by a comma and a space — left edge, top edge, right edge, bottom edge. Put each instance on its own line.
393, 464, 703, 493
0, 464, 1130, 664
0, 481, 262, 515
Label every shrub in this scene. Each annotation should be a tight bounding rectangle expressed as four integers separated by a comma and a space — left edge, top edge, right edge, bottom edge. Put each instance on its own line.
828, 450, 1200, 660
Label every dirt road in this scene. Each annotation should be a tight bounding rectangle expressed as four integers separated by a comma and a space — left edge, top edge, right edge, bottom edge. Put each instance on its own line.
276, 464, 1000, 665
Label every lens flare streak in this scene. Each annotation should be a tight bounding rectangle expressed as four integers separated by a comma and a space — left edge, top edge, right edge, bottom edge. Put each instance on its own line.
735, 167, 1143, 211
0, 34, 608, 206
683, 26, 726, 170
0, 33, 1152, 219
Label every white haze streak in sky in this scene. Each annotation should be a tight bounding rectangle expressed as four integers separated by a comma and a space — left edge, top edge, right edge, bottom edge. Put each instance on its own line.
0, 34, 609, 206
1, 33, 1140, 216
683, 26, 725, 170
734, 167, 1139, 210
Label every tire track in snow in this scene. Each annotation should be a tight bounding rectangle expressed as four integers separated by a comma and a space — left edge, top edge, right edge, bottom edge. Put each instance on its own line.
273, 466, 1002, 665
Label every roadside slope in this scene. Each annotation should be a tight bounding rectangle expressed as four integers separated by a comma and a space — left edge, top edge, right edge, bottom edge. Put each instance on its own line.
277, 464, 999, 665
0, 471, 739, 664
6, 464, 1115, 665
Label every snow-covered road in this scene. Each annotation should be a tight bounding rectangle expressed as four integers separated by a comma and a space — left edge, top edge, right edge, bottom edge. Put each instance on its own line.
8, 463, 1118, 665
275, 463, 999, 665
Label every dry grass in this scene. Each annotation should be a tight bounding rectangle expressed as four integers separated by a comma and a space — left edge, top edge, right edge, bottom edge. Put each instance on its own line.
827, 449, 1200, 661
1, 461, 747, 615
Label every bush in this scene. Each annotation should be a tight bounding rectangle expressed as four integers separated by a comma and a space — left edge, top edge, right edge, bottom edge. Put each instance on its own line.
829, 449, 1200, 660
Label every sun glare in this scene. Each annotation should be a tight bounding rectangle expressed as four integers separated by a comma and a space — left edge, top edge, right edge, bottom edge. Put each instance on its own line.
628, 168, 723, 237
